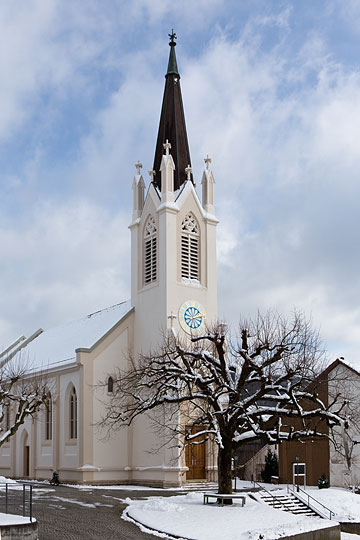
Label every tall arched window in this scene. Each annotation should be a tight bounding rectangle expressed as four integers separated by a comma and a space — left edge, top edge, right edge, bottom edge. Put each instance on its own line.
181, 213, 200, 280
4, 403, 10, 432
45, 393, 52, 441
107, 376, 114, 393
69, 386, 77, 440
144, 215, 157, 285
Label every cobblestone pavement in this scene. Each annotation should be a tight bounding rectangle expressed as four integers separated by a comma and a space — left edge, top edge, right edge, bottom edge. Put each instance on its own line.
30, 484, 179, 540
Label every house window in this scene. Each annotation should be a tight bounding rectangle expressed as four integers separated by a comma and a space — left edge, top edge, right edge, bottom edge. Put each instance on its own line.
107, 376, 114, 393
45, 393, 52, 441
181, 213, 200, 280
144, 216, 157, 285
69, 386, 77, 440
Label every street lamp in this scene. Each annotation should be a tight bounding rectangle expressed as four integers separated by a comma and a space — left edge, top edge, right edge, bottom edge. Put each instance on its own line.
295, 455, 299, 492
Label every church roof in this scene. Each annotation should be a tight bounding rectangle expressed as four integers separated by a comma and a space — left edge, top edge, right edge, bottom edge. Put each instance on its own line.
4, 301, 132, 373
152, 31, 193, 191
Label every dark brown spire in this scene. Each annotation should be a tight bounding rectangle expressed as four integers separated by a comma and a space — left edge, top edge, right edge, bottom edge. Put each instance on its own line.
153, 31, 193, 191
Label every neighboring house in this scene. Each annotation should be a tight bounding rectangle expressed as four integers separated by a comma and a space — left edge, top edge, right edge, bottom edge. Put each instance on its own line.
0, 35, 218, 487
241, 359, 360, 489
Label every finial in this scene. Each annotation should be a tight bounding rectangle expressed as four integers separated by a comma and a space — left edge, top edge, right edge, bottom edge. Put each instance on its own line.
163, 139, 171, 155
135, 160, 142, 175
185, 164, 192, 181
204, 155, 212, 170
169, 29, 177, 46
148, 170, 156, 182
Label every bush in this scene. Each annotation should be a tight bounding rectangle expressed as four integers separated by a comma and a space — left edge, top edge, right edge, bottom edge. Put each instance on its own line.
261, 449, 279, 483
318, 473, 329, 489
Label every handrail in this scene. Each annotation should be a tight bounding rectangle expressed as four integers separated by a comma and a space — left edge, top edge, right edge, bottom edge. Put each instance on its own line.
252, 480, 288, 510
288, 484, 335, 520
0, 482, 33, 522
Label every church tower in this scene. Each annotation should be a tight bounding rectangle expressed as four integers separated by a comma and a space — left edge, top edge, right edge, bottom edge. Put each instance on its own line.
128, 32, 218, 486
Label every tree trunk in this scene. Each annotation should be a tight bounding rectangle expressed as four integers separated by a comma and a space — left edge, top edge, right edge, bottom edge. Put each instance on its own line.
217, 438, 233, 500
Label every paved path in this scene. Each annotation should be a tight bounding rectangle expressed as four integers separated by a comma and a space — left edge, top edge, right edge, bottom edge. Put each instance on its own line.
30, 484, 178, 540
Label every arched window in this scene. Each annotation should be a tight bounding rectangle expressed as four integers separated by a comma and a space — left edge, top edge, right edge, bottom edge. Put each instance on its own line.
107, 376, 114, 393
69, 386, 77, 440
144, 216, 157, 285
181, 213, 200, 280
4, 403, 10, 432
45, 393, 52, 441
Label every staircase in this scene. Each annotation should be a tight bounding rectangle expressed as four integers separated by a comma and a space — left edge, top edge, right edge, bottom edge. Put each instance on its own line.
259, 491, 320, 518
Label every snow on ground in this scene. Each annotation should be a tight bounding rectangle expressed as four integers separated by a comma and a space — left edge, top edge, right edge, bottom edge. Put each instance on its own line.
0, 512, 35, 526
65, 483, 175, 491
306, 486, 360, 522
0, 476, 16, 485
123, 492, 334, 540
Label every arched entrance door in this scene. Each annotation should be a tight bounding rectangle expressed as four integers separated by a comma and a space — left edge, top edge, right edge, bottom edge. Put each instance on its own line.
20, 431, 30, 478
185, 426, 206, 480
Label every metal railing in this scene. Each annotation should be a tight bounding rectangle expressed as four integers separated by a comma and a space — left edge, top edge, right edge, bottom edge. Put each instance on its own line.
0, 483, 33, 522
288, 483, 335, 520
252, 480, 288, 510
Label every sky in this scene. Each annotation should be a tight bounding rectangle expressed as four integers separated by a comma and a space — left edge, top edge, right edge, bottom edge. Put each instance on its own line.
1, 0, 360, 366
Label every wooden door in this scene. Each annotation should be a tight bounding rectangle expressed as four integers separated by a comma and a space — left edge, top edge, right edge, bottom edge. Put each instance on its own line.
24, 446, 30, 477
185, 427, 206, 480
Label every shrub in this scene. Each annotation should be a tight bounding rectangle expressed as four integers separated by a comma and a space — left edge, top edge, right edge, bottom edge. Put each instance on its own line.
318, 473, 329, 489
261, 449, 279, 483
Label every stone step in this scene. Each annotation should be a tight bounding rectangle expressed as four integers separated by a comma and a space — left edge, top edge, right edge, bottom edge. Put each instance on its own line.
259, 490, 320, 518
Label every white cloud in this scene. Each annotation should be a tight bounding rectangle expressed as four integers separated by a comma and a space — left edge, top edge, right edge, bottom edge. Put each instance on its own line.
0, 199, 129, 347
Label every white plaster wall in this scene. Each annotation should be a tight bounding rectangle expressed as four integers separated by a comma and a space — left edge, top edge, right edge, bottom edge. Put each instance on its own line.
92, 325, 130, 475
59, 370, 80, 475
329, 363, 360, 488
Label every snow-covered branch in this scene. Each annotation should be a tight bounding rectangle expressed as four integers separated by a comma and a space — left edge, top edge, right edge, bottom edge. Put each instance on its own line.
100, 310, 346, 494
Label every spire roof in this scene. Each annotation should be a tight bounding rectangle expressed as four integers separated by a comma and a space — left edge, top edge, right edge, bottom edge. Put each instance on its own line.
152, 31, 193, 191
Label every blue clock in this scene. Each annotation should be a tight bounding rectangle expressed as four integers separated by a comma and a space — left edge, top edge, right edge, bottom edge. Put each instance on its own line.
179, 301, 206, 335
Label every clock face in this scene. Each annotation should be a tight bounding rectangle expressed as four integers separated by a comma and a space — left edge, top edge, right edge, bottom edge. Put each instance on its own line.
179, 300, 206, 335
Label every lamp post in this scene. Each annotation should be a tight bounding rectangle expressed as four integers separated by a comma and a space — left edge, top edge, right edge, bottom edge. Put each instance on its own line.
295, 455, 299, 492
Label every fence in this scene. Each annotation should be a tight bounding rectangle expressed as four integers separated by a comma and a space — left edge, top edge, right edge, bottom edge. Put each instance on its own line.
0, 483, 33, 521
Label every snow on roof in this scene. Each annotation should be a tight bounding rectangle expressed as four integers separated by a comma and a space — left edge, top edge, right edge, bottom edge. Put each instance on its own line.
7, 301, 132, 373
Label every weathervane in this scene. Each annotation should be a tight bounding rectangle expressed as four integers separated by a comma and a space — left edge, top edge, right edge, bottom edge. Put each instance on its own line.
169, 29, 177, 44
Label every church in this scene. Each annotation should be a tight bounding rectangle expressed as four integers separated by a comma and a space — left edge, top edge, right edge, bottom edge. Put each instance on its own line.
0, 33, 219, 487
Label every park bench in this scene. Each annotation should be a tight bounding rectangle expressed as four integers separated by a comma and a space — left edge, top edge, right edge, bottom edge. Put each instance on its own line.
203, 493, 246, 506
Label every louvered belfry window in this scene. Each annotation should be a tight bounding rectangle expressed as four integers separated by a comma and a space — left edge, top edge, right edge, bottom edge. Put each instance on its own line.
181, 213, 200, 280
144, 216, 157, 285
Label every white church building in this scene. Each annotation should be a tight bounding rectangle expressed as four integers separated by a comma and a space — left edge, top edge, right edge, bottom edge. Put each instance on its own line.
0, 33, 219, 487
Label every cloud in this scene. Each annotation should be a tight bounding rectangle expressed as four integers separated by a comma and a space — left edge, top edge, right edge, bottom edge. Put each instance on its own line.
0, 198, 129, 347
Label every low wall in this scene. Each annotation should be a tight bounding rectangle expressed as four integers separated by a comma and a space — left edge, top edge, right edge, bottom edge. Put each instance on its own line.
281, 524, 340, 540
340, 521, 360, 535
0, 521, 38, 540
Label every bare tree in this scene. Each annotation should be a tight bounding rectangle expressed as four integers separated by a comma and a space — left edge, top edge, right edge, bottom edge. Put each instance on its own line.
0, 357, 48, 445
102, 310, 347, 494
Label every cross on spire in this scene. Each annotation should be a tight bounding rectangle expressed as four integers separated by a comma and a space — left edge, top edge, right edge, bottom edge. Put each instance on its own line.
204, 155, 212, 170
185, 164, 192, 181
135, 160, 143, 175
163, 139, 171, 156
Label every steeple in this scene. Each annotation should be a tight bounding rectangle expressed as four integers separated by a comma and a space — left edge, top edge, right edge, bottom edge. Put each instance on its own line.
152, 31, 193, 191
